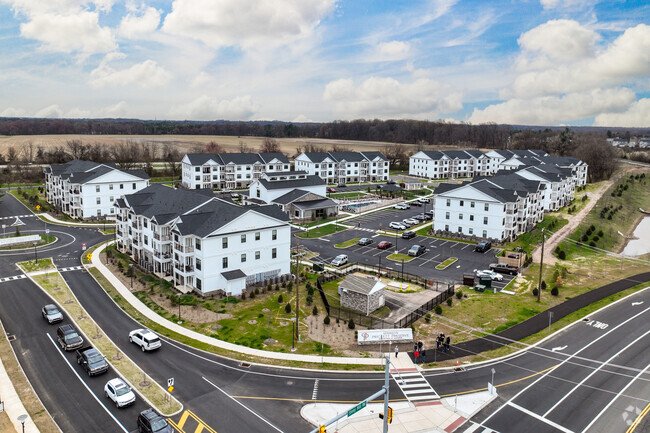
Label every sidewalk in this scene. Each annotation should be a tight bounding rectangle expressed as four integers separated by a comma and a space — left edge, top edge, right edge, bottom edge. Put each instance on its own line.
38, 212, 114, 227
0, 341, 40, 433
301, 353, 496, 432
90, 242, 384, 366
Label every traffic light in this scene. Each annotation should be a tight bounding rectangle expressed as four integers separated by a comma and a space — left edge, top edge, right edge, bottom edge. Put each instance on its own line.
379, 413, 384, 419
388, 406, 393, 424
319, 425, 326, 433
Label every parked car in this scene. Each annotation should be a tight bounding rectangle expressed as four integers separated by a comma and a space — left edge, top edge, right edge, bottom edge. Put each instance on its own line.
137, 408, 173, 433
403, 218, 419, 226
474, 241, 492, 252
421, 213, 433, 220
408, 245, 426, 256
327, 187, 337, 193
56, 324, 84, 351
489, 263, 519, 275
129, 329, 162, 352
475, 269, 504, 281
417, 197, 431, 203
104, 378, 136, 408
402, 230, 416, 239
393, 203, 410, 210
377, 241, 392, 249
331, 254, 349, 267
76, 346, 109, 376
42, 304, 63, 324
337, 183, 346, 187
389, 222, 407, 230
358, 238, 373, 246
411, 200, 423, 207
413, 214, 426, 222
400, 219, 413, 228
387, 179, 396, 184
426, 209, 435, 215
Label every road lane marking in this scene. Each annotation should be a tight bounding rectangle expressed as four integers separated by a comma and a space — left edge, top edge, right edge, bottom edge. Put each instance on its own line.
581, 362, 650, 433
544, 329, 650, 417
312, 379, 319, 400
507, 402, 574, 433
626, 403, 650, 433
202, 376, 283, 432
46, 333, 129, 433
481, 306, 650, 426
168, 410, 218, 433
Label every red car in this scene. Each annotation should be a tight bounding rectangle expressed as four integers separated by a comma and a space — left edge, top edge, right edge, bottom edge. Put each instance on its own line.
377, 241, 392, 249
327, 187, 337, 193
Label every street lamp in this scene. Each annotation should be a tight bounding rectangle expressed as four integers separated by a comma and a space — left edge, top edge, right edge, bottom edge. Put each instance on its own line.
17, 414, 27, 433
33, 242, 38, 264
491, 368, 496, 386
129, 264, 133, 290
290, 317, 297, 351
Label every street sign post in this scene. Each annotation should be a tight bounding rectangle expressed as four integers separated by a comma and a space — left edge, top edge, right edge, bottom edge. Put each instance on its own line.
347, 401, 366, 417
168, 378, 174, 387
82, 243, 86, 251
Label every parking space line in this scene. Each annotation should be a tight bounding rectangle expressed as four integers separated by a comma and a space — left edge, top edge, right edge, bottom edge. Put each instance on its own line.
439, 241, 449, 247
461, 244, 470, 250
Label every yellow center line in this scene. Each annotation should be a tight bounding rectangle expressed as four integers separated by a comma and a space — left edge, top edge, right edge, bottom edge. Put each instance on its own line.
168, 410, 219, 433
626, 403, 650, 433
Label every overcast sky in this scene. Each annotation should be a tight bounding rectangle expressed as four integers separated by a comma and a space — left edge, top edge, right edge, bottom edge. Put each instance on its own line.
0, 0, 648, 126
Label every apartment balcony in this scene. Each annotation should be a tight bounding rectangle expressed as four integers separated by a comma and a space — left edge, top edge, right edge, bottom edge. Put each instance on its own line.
202, 168, 210, 173
154, 251, 172, 260
174, 263, 194, 274
174, 243, 194, 254
225, 168, 235, 173
253, 166, 263, 172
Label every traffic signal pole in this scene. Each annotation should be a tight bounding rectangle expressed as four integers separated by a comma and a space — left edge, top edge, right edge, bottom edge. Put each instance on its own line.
308, 355, 399, 433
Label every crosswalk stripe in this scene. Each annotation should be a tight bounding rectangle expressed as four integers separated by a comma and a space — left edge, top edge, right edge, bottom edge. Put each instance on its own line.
392, 368, 439, 403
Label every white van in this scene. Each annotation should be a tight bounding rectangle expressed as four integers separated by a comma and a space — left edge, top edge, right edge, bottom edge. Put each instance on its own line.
331, 254, 348, 267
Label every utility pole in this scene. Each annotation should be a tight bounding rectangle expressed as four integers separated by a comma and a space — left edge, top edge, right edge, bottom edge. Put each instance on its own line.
537, 228, 545, 303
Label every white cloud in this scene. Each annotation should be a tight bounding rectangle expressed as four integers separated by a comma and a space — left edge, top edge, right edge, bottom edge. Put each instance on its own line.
118, 6, 161, 39
292, 114, 314, 122
64, 107, 91, 118
469, 87, 635, 125
505, 23, 650, 99
35, 104, 64, 118
377, 41, 411, 60
191, 71, 212, 88
162, 0, 336, 49
101, 101, 129, 117
0, 107, 26, 117
540, 0, 599, 10
594, 98, 650, 127
323, 76, 462, 119
169, 95, 258, 120
90, 60, 172, 88
19, 11, 115, 54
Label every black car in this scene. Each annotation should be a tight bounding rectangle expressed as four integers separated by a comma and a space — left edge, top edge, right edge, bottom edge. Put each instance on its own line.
56, 324, 84, 351
411, 201, 423, 207
358, 238, 373, 246
420, 213, 433, 220
474, 241, 492, 253
413, 214, 426, 221
337, 183, 346, 187
137, 408, 173, 433
402, 230, 416, 239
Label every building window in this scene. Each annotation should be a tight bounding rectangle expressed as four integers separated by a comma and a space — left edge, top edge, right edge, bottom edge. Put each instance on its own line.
109, 184, 114, 190
445, 212, 450, 220
484, 217, 488, 225
222, 257, 228, 268
110, 196, 114, 202
503, 218, 506, 225
143, 219, 147, 228
222, 237, 228, 248
446, 199, 451, 206
458, 226, 462, 233
195, 167, 200, 172
255, 232, 260, 241
195, 238, 201, 250
484, 203, 489, 211
272, 229, 277, 240
272, 248, 277, 259
241, 234, 246, 243
196, 278, 201, 290
195, 259, 201, 270
144, 235, 148, 245
445, 224, 449, 231
96, 197, 101, 204
120, 184, 124, 189
97, 209, 101, 216
241, 253, 246, 263
483, 230, 487, 238
470, 215, 474, 221
459, 200, 464, 206
459, 213, 463, 220
255, 251, 260, 260
96, 185, 100, 192
469, 228, 474, 235
470, 201, 475, 208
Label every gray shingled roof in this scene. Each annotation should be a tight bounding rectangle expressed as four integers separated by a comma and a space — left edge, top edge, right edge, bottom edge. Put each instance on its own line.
47, 160, 148, 184
222, 269, 246, 280
292, 198, 338, 210
259, 175, 325, 190
340, 275, 386, 295
360, 151, 388, 161
185, 152, 289, 166
272, 189, 312, 205
119, 184, 214, 224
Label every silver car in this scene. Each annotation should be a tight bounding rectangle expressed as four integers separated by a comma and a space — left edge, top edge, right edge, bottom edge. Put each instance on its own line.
475, 270, 504, 281
42, 304, 63, 324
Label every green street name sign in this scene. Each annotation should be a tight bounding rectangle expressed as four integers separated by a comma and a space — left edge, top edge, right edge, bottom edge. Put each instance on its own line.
347, 401, 367, 417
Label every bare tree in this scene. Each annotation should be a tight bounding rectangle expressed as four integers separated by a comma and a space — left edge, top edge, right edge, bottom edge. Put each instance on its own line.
66, 139, 88, 160
238, 140, 253, 153
205, 141, 223, 154
572, 134, 617, 182
382, 143, 408, 169
163, 144, 181, 183
260, 138, 280, 153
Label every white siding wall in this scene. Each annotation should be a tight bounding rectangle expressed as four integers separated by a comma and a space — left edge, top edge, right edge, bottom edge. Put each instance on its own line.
433, 194, 507, 240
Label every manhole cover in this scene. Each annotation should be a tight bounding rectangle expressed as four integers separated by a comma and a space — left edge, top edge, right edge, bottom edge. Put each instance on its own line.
7, 334, 16, 341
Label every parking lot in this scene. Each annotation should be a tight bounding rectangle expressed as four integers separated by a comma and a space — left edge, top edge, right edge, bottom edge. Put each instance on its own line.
299, 225, 517, 288
344, 202, 434, 232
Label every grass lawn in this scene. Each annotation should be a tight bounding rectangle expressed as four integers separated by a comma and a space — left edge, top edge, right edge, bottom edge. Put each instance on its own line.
387, 253, 414, 262
0, 233, 55, 250
18, 258, 182, 415
297, 224, 350, 238
435, 257, 457, 270
559, 171, 650, 256
9, 188, 54, 214
335, 238, 360, 248
502, 215, 569, 254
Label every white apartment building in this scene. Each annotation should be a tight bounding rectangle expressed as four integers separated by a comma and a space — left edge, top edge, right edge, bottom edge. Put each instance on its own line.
115, 184, 291, 296
515, 165, 576, 211
45, 160, 149, 219
409, 150, 491, 179
432, 175, 545, 242
246, 171, 338, 221
294, 151, 389, 184
181, 152, 291, 190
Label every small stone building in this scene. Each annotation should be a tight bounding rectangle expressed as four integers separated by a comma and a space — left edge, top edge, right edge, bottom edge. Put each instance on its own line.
339, 275, 387, 315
